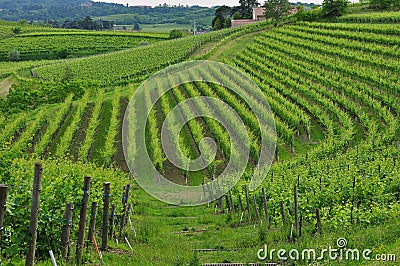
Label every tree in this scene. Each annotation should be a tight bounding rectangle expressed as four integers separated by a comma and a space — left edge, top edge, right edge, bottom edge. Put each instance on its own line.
213, 17, 222, 30
212, 5, 232, 30
133, 23, 140, 31
322, 0, 348, 17
239, 0, 260, 18
224, 17, 232, 28
263, 0, 292, 26
8, 49, 20, 62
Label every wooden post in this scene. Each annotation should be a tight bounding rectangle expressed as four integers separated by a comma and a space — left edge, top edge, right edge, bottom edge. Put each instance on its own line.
238, 194, 244, 213
229, 190, 235, 213
244, 185, 251, 221
109, 204, 116, 240
76, 176, 91, 265
87, 202, 98, 249
280, 201, 286, 225
0, 185, 8, 244
217, 181, 223, 212
252, 194, 259, 222
225, 195, 231, 212
120, 184, 131, 239
351, 175, 356, 224
294, 186, 299, 236
61, 203, 74, 260
316, 208, 322, 234
26, 163, 43, 266
101, 182, 110, 250
261, 188, 270, 229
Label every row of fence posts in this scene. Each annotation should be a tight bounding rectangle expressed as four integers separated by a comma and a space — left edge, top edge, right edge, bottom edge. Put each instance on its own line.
210, 183, 323, 239
0, 163, 133, 265
206, 153, 400, 236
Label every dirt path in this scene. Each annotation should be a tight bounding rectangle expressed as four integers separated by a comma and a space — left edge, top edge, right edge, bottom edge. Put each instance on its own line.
0, 76, 14, 96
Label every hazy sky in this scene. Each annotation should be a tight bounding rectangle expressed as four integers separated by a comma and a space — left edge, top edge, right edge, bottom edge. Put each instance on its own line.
98, 0, 323, 7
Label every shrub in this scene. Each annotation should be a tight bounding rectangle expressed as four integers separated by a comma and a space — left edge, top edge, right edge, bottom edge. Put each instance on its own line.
8, 49, 20, 62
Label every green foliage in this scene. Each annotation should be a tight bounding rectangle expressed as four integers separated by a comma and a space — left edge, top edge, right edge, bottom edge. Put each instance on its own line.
0, 156, 127, 260
369, 0, 399, 9
295, 6, 323, 21
258, 224, 268, 242
233, 11, 242, 19
79, 90, 104, 162
0, 32, 165, 62
322, 0, 349, 18
8, 49, 20, 62
189, 253, 200, 266
133, 23, 140, 31
56, 48, 69, 59
263, 0, 292, 26
35, 27, 240, 84
55, 91, 90, 157
0, 79, 92, 113
0, 2, 215, 29
12, 27, 21, 34
213, 17, 222, 30
212, 5, 232, 30
101, 88, 120, 167
169, 29, 191, 39
34, 95, 74, 156
337, 11, 400, 22
224, 17, 232, 28
238, 0, 261, 18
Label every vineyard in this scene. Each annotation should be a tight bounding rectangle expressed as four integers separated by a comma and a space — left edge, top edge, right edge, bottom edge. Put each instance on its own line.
0, 23, 169, 61
0, 10, 400, 265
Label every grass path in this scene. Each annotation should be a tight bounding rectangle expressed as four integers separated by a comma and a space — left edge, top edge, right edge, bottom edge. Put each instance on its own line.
0, 75, 13, 96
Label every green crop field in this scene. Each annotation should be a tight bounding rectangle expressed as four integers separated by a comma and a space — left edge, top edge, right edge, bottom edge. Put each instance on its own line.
0, 7, 399, 266
0, 23, 168, 61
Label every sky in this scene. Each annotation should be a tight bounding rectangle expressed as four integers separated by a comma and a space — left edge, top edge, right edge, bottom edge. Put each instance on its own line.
98, 0, 323, 7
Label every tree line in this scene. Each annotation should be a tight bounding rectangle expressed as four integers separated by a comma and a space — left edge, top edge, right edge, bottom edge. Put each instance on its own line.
43, 16, 114, 30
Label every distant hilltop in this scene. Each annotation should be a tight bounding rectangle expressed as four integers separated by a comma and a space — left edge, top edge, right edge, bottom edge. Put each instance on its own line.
0, 0, 215, 23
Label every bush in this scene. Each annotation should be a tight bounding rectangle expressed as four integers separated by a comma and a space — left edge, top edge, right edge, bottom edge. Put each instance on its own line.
12, 27, 21, 34
169, 29, 191, 39
8, 49, 20, 62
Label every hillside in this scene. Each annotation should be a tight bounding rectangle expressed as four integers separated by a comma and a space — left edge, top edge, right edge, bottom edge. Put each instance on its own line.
0, 9, 400, 266
0, 0, 216, 28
